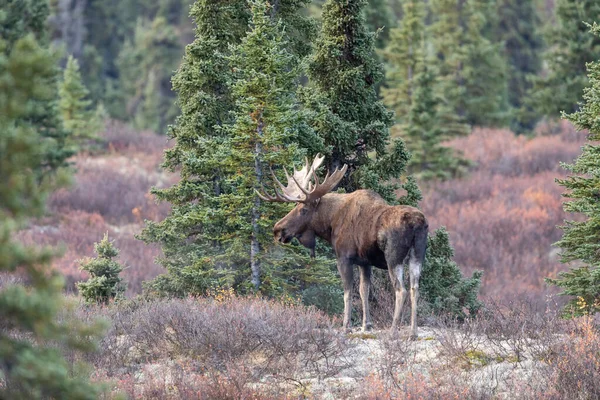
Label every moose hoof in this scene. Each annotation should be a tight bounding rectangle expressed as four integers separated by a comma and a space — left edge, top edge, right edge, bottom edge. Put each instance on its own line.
362, 324, 373, 332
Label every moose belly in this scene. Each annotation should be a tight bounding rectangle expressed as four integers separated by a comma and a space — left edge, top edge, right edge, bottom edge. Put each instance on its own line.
351, 247, 387, 269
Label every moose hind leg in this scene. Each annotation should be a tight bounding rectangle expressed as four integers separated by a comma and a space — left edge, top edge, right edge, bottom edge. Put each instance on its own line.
408, 248, 422, 339
386, 245, 411, 332
337, 258, 354, 330
359, 265, 373, 331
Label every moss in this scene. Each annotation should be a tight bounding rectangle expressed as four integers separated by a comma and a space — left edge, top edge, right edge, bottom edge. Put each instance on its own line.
460, 349, 494, 369
347, 332, 378, 340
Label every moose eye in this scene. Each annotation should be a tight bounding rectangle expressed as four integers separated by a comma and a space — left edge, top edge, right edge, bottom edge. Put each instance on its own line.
300, 207, 309, 215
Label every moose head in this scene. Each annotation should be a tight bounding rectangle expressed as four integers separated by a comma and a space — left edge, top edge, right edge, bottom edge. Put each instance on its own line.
256, 154, 347, 256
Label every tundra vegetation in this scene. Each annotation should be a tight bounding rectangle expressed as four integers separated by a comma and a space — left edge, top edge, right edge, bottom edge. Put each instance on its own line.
3, 0, 600, 398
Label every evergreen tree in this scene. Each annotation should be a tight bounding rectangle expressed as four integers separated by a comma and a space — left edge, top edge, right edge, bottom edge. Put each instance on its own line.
139, 0, 250, 296
461, 0, 510, 127
220, 0, 333, 292
77, 234, 126, 305
421, 228, 483, 319
0, 0, 73, 178
117, 16, 181, 133
59, 55, 101, 147
0, 0, 50, 48
365, 0, 394, 48
547, 23, 600, 316
402, 62, 469, 180
305, 0, 414, 203
382, 0, 468, 179
493, 0, 543, 132
382, 0, 426, 122
529, 0, 600, 118
140, 0, 334, 296
430, 0, 510, 128
0, 35, 104, 400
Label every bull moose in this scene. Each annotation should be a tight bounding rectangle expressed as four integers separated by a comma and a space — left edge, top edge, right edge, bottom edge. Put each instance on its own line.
257, 155, 428, 338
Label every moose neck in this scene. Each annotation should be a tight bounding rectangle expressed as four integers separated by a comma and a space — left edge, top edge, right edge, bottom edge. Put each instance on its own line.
310, 193, 346, 244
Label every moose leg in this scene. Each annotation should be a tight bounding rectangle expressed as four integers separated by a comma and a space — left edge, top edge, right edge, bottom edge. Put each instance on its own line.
386, 245, 410, 332
337, 258, 354, 330
409, 249, 423, 339
359, 265, 373, 331
388, 264, 407, 331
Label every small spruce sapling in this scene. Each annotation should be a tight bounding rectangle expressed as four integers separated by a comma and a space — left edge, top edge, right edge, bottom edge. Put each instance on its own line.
77, 234, 126, 305
421, 228, 483, 320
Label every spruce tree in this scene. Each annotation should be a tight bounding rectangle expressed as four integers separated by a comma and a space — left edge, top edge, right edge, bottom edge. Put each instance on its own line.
430, 0, 510, 128
59, 55, 101, 147
421, 228, 483, 319
547, 23, 600, 316
140, 0, 334, 296
0, 0, 73, 178
139, 0, 251, 296
0, 35, 104, 400
77, 234, 126, 305
461, 0, 510, 127
305, 0, 413, 203
220, 0, 332, 292
382, 0, 427, 122
382, 0, 468, 179
402, 62, 469, 180
117, 16, 181, 133
529, 0, 600, 118
365, 0, 393, 48
493, 0, 543, 132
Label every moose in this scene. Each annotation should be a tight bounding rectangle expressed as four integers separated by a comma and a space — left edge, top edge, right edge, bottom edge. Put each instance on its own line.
257, 155, 428, 338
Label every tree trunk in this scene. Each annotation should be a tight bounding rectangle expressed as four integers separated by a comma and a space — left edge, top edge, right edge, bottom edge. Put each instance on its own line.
251, 115, 264, 290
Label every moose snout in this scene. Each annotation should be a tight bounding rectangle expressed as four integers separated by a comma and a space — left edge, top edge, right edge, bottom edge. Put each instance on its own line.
273, 225, 293, 244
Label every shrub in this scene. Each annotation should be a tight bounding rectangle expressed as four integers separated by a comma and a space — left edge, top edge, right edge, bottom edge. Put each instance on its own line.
421, 125, 583, 301
541, 316, 600, 399
77, 234, 126, 304
421, 228, 483, 319
85, 296, 351, 381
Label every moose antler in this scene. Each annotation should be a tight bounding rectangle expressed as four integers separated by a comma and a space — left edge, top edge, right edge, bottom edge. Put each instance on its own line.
256, 154, 348, 203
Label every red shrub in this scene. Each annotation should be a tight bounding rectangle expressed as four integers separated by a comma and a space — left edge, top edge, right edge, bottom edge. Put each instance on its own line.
49, 156, 172, 224
421, 124, 584, 301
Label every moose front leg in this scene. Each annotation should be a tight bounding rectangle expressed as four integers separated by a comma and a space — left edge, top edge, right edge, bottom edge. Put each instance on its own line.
337, 258, 354, 330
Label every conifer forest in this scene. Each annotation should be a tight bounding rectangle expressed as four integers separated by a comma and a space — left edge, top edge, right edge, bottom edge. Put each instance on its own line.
3, 0, 600, 398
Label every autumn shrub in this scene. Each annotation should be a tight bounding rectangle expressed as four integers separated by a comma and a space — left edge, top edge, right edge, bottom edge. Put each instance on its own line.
358, 371, 486, 400
421, 125, 584, 301
84, 296, 351, 381
94, 360, 280, 400
49, 160, 169, 224
101, 120, 168, 156
526, 316, 600, 400
474, 299, 565, 363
